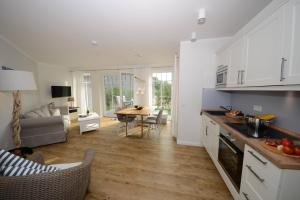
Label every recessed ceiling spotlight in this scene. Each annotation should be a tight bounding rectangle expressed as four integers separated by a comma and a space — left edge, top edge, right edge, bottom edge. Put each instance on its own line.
136, 53, 143, 58
198, 8, 206, 25
190, 32, 197, 42
91, 40, 98, 46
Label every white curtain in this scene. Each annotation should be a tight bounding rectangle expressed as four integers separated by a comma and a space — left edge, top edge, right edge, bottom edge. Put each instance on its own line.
171, 55, 180, 138
72, 71, 88, 114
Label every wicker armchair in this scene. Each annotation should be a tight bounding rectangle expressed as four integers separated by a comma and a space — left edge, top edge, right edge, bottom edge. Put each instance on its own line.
0, 149, 95, 200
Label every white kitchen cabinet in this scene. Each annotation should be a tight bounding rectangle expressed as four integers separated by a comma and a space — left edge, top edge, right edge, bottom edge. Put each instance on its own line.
282, 0, 300, 85
227, 38, 246, 87
240, 145, 300, 200
244, 6, 285, 87
216, 48, 230, 67
202, 115, 220, 162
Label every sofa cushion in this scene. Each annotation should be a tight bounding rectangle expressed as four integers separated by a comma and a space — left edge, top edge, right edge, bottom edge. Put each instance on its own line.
24, 111, 40, 119
0, 149, 58, 176
40, 106, 51, 117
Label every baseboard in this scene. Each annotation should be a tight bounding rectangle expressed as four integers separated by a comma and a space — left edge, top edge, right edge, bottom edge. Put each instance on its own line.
177, 140, 202, 147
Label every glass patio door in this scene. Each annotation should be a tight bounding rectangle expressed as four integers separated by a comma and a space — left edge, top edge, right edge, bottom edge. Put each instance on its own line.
104, 74, 120, 117
103, 72, 134, 117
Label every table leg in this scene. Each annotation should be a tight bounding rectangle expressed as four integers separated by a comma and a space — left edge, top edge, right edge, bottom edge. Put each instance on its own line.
141, 115, 144, 138
125, 115, 128, 137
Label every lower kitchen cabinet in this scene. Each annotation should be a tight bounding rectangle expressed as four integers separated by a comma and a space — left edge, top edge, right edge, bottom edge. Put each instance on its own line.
240, 145, 300, 200
202, 115, 220, 162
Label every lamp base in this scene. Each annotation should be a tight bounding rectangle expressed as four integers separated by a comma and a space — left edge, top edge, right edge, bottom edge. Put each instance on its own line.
12, 90, 21, 147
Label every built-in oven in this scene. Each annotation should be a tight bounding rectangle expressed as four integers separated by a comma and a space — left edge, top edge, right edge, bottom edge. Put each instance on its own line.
216, 65, 228, 88
218, 127, 244, 192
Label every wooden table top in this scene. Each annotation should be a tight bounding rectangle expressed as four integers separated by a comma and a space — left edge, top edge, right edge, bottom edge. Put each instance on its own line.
115, 107, 151, 116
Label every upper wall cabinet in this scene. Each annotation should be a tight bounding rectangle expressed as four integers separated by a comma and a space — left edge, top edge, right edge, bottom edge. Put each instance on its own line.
216, 0, 300, 90
216, 48, 230, 67
227, 38, 246, 87
283, 0, 300, 85
244, 6, 285, 86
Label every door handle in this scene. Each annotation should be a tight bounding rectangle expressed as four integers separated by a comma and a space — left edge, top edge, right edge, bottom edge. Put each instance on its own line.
210, 120, 216, 126
280, 58, 287, 81
219, 136, 237, 154
237, 70, 241, 84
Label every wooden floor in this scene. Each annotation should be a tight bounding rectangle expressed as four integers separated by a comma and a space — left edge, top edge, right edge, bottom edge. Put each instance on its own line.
35, 118, 233, 200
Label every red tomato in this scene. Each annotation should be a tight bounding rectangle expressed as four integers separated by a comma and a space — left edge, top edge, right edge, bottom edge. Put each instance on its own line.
283, 146, 294, 155
294, 147, 300, 156
282, 138, 293, 147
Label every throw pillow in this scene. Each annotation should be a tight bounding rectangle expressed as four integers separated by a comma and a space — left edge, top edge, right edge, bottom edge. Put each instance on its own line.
2, 166, 57, 176
49, 108, 61, 116
0, 149, 58, 176
23, 111, 40, 119
40, 106, 51, 117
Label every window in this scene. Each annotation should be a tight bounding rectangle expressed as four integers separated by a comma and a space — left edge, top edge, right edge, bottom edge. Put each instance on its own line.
81, 73, 92, 112
152, 72, 172, 116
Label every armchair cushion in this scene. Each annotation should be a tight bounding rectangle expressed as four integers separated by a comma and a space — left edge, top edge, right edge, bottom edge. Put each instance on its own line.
50, 162, 82, 170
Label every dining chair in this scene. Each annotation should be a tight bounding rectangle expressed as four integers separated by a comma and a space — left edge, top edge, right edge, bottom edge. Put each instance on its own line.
116, 114, 136, 136
144, 108, 163, 135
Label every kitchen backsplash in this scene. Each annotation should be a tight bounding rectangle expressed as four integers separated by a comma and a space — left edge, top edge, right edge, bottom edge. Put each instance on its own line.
231, 91, 300, 133
202, 89, 300, 134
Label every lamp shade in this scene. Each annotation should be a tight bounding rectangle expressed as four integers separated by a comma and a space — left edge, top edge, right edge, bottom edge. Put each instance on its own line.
0, 70, 37, 91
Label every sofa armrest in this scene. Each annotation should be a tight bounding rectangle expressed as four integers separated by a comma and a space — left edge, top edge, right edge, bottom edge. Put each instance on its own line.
20, 116, 63, 129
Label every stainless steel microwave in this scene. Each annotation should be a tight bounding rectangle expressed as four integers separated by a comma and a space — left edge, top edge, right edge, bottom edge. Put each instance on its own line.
216, 65, 228, 88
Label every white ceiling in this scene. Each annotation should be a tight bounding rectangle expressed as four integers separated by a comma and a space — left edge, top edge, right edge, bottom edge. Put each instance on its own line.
0, 0, 271, 68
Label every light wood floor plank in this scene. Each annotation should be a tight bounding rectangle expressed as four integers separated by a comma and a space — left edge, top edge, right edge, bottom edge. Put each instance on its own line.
35, 118, 233, 200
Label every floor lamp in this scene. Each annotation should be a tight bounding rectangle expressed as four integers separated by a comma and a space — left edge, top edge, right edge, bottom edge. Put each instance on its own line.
0, 69, 37, 147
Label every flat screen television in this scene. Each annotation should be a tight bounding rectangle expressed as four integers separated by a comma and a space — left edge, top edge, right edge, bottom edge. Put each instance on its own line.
51, 86, 71, 98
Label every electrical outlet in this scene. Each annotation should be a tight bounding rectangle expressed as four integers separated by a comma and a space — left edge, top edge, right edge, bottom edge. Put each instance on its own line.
253, 105, 262, 113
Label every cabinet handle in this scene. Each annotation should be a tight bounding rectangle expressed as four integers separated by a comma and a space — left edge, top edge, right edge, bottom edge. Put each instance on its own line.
248, 150, 267, 165
241, 70, 245, 85
280, 58, 287, 81
237, 70, 241, 84
205, 126, 208, 136
242, 192, 250, 200
210, 120, 216, 125
246, 165, 264, 183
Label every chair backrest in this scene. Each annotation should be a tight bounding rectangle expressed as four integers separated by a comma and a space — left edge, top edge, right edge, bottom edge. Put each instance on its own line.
117, 114, 127, 122
156, 109, 164, 124
117, 114, 136, 123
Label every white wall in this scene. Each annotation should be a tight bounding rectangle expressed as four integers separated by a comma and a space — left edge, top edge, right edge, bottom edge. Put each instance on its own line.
0, 36, 40, 150
177, 37, 230, 146
37, 63, 72, 106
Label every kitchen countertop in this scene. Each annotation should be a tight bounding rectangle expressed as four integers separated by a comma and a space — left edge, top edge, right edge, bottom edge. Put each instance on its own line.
202, 110, 300, 170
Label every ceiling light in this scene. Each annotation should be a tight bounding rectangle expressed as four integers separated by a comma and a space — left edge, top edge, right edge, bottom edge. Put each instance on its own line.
190, 32, 197, 42
91, 40, 98, 46
198, 8, 206, 24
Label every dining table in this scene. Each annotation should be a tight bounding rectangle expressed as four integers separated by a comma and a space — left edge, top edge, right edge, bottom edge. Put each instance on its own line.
115, 107, 151, 137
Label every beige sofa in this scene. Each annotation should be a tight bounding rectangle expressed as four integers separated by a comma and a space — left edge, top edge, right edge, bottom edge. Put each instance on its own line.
20, 106, 70, 148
